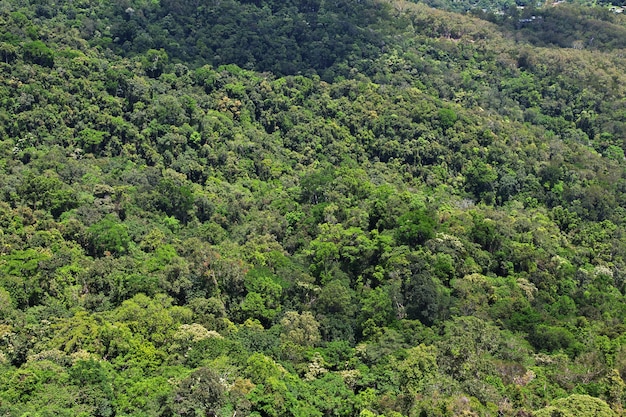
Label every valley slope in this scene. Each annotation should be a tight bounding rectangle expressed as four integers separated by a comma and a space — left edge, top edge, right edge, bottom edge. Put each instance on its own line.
1, 0, 626, 416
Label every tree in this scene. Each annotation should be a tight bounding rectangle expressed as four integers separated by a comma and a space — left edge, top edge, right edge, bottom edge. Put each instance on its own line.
437, 316, 526, 402
77, 128, 107, 153
451, 273, 494, 317
358, 287, 395, 339
244, 353, 292, 417
0, 248, 51, 309
240, 267, 283, 325
403, 250, 451, 326
87, 215, 130, 256
142, 49, 168, 78
112, 293, 188, 347
150, 172, 195, 224
534, 394, 616, 417
464, 160, 498, 202
0, 288, 14, 320
469, 214, 501, 253
314, 280, 357, 342
398, 344, 439, 411
69, 359, 115, 417
0, 42, 18, 64
18, 172, 78, 217
22, 41, 54, 67
280, 310, 321, 347
165, 367, 225, 417
438, 107, 458, 129
395, 209, 436, 247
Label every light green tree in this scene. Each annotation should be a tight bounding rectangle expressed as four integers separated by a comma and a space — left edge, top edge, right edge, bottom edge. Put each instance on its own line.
534, 394, 616, 417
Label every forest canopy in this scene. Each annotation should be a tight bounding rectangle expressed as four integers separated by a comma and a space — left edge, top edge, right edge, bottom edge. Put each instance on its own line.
2, 0, 626, 416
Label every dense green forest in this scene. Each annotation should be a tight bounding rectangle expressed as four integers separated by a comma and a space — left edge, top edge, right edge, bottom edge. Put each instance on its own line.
3, 0, 626, 415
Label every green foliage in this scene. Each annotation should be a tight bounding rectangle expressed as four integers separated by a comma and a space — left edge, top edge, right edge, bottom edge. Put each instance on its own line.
0, 248, 51, 308
0, 42, 18, 63
534, 394, 616, 417
150, 174, 194, 224
69, 359, 115, 417
87, 215, 130, 256
18, 172, 78, 217
280, 310, 321, 347
1, 0, 626, 415
141, 49, 168, 78
77, 128, 107, 152
164, 367, 225, 417
438, 108, 458, 129
470, 214, 501, 253
531, 325, 582, 356
359, 287, 395, 339
464, 160, 498, 202
397, 344, 439, 404
240, 267, 284, 325
395, 209, 436, 247
22, 40, 54, 67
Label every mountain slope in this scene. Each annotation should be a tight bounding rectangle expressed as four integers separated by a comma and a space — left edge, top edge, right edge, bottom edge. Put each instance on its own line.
1, 0, 626, 416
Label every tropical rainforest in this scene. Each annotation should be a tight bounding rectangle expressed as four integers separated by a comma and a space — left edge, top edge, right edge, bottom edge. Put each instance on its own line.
2, 0, 626, 415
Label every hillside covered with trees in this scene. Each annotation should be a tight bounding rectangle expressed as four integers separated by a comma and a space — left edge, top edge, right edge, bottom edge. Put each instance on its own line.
2, 0, 626, 415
